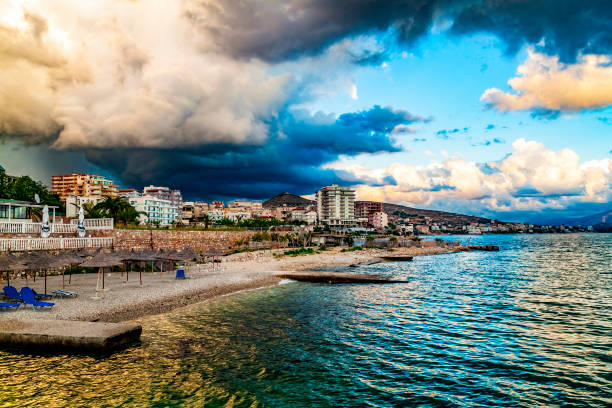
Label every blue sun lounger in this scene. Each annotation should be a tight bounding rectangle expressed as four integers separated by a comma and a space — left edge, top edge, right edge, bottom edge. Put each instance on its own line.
32, 289, 53, 300
20, 287, 54, 309
3, 286, 22, 302
175, 269, 186, 279
0, 302, 20, 309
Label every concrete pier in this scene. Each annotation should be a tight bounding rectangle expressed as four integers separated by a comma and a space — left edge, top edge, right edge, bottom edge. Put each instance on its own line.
0, 319, 141, 352
380, 255, 414, 261
276, 272, 407, 284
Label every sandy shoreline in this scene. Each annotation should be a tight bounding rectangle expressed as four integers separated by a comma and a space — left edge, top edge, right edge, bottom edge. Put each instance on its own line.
1, 246, 463, 323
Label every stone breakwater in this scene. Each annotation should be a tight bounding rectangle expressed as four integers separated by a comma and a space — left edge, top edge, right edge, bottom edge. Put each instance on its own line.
110, 229, 258, 251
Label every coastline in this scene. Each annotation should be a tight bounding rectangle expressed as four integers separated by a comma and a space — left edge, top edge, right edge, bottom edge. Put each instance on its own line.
1, 246, 472, 324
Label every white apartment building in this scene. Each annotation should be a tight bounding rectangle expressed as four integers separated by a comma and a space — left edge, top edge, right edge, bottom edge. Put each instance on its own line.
224, 209, 252, 222
291, 210, 317, 225
207, 209, 225, 221
129, 195, 180, 226
316, 185, 356, 228
65, 195, 104, 217
368, 211, 388, 230
143, 185, 183, 208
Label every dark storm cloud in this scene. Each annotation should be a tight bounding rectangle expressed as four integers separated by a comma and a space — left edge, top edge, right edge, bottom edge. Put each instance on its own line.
186, 1, 612, 63
185, 0, 438, 62
83, 105, 427, 200
450, 0, 612, 63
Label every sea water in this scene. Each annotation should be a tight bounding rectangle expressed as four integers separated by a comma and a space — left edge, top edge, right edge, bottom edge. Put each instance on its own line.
0, 234, 610, 407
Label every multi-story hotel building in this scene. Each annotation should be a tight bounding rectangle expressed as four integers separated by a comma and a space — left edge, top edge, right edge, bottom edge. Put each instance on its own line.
128, 195, 180, 226
354, 201, 383, 218
368, 211, 388, 230
143, 185, 182, 208
51, 174, 118, 201
316, 185, 356, 228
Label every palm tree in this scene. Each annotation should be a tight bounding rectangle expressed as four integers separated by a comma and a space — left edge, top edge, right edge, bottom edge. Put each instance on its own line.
82, 201, 105, 219
95, 196, 132, 221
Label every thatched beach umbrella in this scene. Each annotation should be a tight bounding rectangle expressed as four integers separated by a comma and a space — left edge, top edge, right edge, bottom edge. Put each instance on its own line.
22, 252, 54, 293
80, 252, 124, 292
155, 249, 186, 275
202, 249, 226, 269
120, 250, 155, 286
0, 254, 25, 286
178, 247, 200, 262
49, 252, 82, 290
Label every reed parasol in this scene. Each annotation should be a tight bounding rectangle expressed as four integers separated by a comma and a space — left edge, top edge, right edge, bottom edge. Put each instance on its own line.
0, 254, 25, 286
80, 252, 124, 292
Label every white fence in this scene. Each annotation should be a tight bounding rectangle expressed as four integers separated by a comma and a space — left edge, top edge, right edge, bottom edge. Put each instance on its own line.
0, 237, 113, 252
70, 218, 114, 230
0, 218, 114, 235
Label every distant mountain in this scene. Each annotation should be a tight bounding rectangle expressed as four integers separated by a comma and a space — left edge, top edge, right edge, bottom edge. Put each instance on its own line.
567, 209, 612, 226
263, 192, 315, 208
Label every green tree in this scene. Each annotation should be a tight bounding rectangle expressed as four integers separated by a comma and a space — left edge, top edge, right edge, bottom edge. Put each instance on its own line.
116, 205, 143, 225
218, 217, 235, 226
81, 201, 105, 219
197, 214, 211, 229
0, 172, 64, 212
94, 197, 131, 221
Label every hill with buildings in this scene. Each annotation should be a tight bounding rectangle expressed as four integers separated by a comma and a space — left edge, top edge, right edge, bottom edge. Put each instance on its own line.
381, 202, 495, 226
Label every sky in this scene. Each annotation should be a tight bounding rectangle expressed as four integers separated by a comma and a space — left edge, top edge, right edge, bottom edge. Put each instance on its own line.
0, 0, 610, 224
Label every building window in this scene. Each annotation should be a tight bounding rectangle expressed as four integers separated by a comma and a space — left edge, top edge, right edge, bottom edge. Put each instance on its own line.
11, 206, 27, 219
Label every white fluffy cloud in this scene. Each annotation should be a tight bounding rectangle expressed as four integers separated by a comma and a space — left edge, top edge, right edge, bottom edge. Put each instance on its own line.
0, 0, 302, 148
481, 50, 612, 113
333, 139, 612, 215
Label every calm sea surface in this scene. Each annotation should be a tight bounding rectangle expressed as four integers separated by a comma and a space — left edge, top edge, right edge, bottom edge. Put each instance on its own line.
1, 234, 610, 407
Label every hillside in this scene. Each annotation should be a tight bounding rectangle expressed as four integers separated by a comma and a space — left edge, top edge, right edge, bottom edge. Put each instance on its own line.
263, 192, 315, 208
381, 202, 496, 227
567, 209, 612, 227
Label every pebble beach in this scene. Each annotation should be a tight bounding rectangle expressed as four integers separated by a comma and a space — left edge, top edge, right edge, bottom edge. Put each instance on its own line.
2, 246, 462, 323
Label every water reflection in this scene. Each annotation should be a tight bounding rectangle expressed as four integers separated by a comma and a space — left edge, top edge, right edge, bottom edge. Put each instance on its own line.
0, 234, 610, 407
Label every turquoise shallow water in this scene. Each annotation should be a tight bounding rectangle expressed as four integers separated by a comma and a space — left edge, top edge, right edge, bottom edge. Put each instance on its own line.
0, 234, 611, 407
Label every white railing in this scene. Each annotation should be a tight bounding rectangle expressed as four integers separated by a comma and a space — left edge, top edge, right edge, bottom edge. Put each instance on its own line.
69, 218, 114, 230
0, 237, 113, 252
0, 218, 114, 235
0, 222, 80, 234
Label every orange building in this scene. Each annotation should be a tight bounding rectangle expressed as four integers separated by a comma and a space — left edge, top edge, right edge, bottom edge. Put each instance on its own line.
51, 173, 118, 201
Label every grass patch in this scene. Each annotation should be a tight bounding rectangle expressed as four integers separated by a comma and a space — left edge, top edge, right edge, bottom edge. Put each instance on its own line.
277, 247, 316, 257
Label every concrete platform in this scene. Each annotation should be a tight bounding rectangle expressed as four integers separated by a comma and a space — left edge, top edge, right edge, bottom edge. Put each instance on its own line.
0, 319, 141, 352
276, 272, 407, 284
380, 255, 414, 261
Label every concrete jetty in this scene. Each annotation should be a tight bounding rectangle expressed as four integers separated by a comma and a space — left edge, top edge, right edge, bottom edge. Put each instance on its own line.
276, 272, 407, 284
380, 255, 414, 261
0, 319, 141, 352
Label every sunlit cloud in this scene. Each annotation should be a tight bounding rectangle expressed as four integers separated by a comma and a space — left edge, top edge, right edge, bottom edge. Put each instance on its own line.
331, 139, 611, 216
481, 50, 612, 115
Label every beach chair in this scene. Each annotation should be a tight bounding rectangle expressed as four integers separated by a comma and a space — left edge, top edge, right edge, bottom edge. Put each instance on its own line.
20, 287, 54, 309
51, 289, 78, 298
175, 269, 186, 279
32, 289, 53, 300
3, 286, 23, 302
0, 302, 20, 310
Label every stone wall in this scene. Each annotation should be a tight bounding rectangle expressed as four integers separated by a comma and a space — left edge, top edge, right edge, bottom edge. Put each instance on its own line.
111, 229, 258, 252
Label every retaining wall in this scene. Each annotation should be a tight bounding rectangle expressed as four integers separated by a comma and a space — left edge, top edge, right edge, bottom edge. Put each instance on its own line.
110, 229, 258, 251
